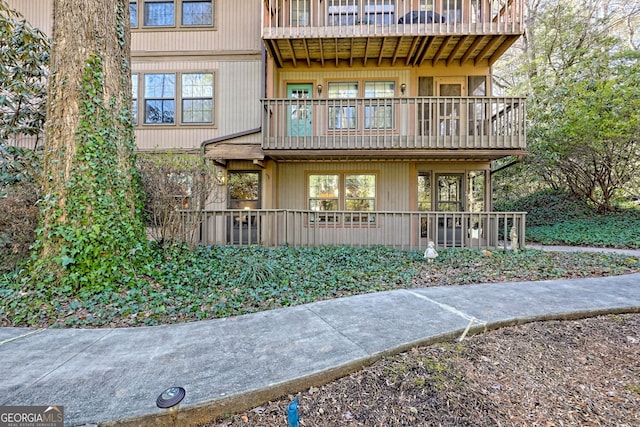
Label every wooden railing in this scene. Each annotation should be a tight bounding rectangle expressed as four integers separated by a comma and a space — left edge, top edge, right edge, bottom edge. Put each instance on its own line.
263, 0, 524, 37
262, 97, 526, 151
194, 209, 526, 251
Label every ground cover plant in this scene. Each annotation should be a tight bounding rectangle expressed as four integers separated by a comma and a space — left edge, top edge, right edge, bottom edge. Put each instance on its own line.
1, 244, 638, 328
496, 190, 640, 248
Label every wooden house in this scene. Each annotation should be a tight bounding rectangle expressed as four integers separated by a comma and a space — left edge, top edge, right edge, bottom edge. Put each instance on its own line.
8, 0, 527, 250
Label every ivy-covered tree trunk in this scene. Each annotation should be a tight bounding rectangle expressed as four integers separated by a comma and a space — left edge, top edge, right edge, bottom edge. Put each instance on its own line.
33, 0, 146, 290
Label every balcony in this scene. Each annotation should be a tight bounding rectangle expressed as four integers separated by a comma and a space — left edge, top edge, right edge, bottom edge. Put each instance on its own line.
262, 96, 526, 159
262, 0, 524, 67
195, 209, 526, 250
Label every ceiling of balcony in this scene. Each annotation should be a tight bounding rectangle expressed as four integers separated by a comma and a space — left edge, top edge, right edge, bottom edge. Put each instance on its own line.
263, 33, 520, 68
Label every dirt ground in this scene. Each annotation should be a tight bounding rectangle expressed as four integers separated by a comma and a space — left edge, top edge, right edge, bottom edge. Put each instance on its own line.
203, 313, 640, 427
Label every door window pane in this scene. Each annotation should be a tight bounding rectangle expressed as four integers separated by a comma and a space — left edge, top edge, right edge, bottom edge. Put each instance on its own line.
182, 73, 214, 123
144, 73, 176, 124
228, 172, 260, 209
436, 174, 463, 211
144, 1, 175, 26
182, 0, 212, 26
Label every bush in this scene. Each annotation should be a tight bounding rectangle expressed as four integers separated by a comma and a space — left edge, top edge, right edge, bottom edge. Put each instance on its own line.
495, 189, 596, 227
136, 153, 224, 246
0, 184, 39, 272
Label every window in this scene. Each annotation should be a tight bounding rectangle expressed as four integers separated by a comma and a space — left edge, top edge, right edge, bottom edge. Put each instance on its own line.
328, 82, 358, 130
308, 173, 377, 223
364, 81, 394, 129
132, 74, 139, 124
181, 73, 214, 123
139, 72, 215, 126
364, 0, 395, 24
309, 174, 339, 222
140, 0, 213, 28
182, 0, 213, 26
345, 174, 376, 222
328, 0, 358, 26
418, 171, 432, 237
144, 73, 176, 124
144, 1, 175, 26
291, 0, 311, 26
418, 172, 432, 211
130, 1, 138, 27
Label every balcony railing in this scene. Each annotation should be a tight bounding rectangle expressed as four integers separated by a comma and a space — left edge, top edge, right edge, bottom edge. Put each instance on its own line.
262, 97, 526, 153
194, 209, 526, 251
263, 0, 524, 37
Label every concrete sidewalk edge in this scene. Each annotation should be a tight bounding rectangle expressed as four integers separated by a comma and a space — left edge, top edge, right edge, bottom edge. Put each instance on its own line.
102, 306, 640, 427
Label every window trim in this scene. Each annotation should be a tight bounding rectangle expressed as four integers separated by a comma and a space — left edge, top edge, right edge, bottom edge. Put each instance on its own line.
134, 0, 215, 30
134, 71, 216, 128
325, 79, 398, 132
306, 172, 378, 225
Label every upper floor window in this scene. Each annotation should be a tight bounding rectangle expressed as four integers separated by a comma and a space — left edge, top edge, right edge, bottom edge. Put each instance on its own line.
136, 0, 213, 28
132, 74, 139, 123
181, 73, 214, 123
144, 1, 175, 27
136, 71, 215, 126
182, 0, 213, 26
130, 1, 138, 27
328, 82, 358, 130
144, 73, 176, 124
328, 0, 395, 25
364, 81, 394, 129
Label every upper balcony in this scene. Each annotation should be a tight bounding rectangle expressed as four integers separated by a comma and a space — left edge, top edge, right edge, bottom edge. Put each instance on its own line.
262, 96, 526, 160
262, 0, 524, 68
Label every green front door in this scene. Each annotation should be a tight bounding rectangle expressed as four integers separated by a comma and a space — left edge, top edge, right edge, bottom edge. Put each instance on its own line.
287, 84, 313, 137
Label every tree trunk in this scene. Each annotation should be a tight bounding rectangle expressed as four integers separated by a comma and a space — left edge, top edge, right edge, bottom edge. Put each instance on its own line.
35, 0, 145, 289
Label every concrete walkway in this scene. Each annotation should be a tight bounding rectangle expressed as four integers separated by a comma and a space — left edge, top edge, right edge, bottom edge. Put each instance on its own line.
1, 248, 640, 427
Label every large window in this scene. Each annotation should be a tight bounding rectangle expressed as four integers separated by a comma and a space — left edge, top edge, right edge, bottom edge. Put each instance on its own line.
139, 72, 214, 125
139, 0, 213, 28
308, 173, 377, 223
181, 73, 214, 123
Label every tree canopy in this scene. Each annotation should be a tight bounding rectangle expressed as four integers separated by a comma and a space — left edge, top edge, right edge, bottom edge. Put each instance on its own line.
493, 0, 640, 211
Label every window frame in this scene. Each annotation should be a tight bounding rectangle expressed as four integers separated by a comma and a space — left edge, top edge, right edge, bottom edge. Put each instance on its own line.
326, 80, 398, 132
307, 172, 378, 224
181, 72, 215, 124
136, 71, 216, 127
136, 0, 214, 29
143, 73, 176, 125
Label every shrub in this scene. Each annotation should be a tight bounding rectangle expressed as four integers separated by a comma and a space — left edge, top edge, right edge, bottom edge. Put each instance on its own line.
495, 189, 595, 227
0, 183, 39, 272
